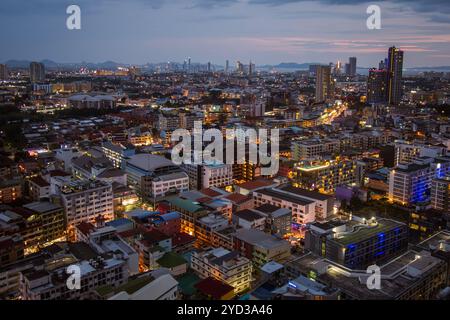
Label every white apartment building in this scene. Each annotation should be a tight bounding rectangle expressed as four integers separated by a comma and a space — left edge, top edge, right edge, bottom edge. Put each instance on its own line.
191, 247, 252, 294
58, 179, 114, 232
394, 140, 446, 165
125, 154, 185, 200
151, 172, 189, 199
253, 187, 316, 225
182, 162, 233, 190
291, 138, 340, 161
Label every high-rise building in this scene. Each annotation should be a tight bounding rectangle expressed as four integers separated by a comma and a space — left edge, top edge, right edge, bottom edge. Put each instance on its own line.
367, 68, 388, 104
236, 61, 244, 73
225, 60, 229, 73
315, 65, 333, 102
388, 163, 432, 205
0, 64, 8, 80
344, 63, 351, 76
29, 62, 45, 83
387, 46, 404, 105
349, 57, 357, 76
249, 61, 255, 75
207, 62, 211, 72
188, 57, 191, 73
431, 177, 450, 212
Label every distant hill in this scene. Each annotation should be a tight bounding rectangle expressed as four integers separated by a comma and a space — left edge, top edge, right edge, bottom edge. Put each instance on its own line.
3, 59, 450, 73
406, 66, 450, 71
3, 59, 128, 70
259, 62, 322, 70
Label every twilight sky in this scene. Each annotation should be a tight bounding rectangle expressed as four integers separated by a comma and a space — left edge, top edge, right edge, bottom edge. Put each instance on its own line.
1, 0, 450, 67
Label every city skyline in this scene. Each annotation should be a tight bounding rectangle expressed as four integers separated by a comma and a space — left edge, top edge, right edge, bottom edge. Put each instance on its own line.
1, 0, 450, 66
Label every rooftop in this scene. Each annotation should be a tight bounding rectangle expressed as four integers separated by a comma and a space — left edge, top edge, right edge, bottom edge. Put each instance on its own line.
195, 277, 234, 299
280, 185, 333, 201
23, 201, 61, 213
234, 209, 265, 222
157, 252, 187, 268
237, 179, 275, 191
234, 228, 289, 250
331, 219, 405, 246
28, 176, 50, 188
126, 154, 176, 172
166, 197, 205, 213
224, 193, 252, 204
255, 188, 315, 206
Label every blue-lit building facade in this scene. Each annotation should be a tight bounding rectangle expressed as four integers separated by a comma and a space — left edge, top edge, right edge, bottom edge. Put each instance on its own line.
388, 156, 450, 206
305, 218, 409, 270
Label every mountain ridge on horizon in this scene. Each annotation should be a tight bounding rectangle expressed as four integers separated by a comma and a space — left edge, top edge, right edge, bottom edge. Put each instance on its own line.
3, 59, 450, 71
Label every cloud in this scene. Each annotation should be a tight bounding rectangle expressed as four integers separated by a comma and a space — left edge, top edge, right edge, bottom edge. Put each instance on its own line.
187, 0, 240, 9
248, 0, 450, 14
428, 14, 450, 24
0, 0, 165, 15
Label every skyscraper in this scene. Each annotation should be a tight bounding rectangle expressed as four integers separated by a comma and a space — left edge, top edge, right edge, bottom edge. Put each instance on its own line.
344, 63, 351, 76
236, 61, 244, 73
249, 61, 255, 75
334, 61, 342, 75
207, 62, 211, 72
387, 46, 404, 105
315, 65, 333, 103
30, 62, 45, 83
349, 57, 357, 76
188, 57, 191, 73
0, 64, 8, 80
225, 60, 229, 73
367, 68, 388, 104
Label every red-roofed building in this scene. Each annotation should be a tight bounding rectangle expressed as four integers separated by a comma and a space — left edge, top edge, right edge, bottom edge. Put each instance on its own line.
75, 221, 96, 242
200, 188, 222, 198
224, 193, 254, 212
195, 277, 235, 300
196, 196, 213, 204
172, 232, 195, 254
